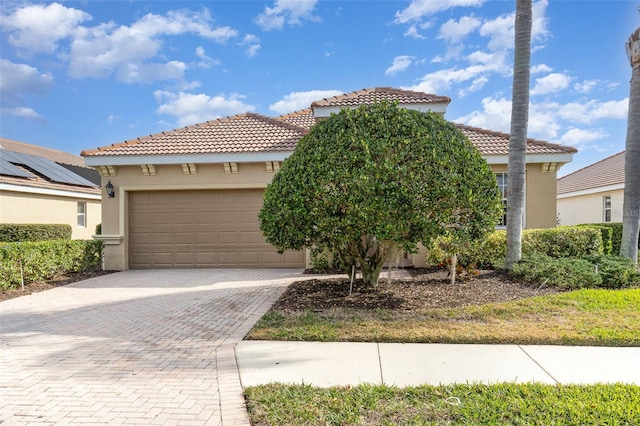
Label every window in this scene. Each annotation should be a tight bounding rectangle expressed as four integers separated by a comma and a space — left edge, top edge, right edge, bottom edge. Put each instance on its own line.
495, 172, 508, 226
603, 196, 612, 223
77, 202, 86, 227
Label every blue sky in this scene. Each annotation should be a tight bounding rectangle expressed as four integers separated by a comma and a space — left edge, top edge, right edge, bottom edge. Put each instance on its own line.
1, 0, 637, 176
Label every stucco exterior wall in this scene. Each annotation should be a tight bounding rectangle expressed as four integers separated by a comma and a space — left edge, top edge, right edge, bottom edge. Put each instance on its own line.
97, 162, 280, 270
525, 166, 559, 229
0, 191, 101, 240
557, 189, 624, 226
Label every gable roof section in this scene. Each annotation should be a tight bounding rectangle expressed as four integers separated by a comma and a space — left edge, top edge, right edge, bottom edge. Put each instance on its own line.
310, 87, 451, 108
0, 139, 100, 196
1, 137, 86, 167
455, 124, 577, 157
558, 151, 625, 195
82, 113, 308, 158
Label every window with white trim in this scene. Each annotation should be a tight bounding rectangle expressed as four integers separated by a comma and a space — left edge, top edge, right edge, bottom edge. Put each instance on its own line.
603, 196, 612, 223
495, 172, 508, 226
77, 202, 86, 227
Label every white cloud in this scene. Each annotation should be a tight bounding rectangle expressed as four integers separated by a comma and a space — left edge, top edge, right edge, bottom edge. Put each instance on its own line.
558, 127, 608, 147
0, 60, 53, 107
255, 0, 319, 31
438, 15, 481, 44
394, 0, 486, 23
531, 64, 553, 74
107, 114, 120, 124
269, 89, 343, 114
386, 56, 414, 76
194, 46, 221, 69
2, 2, 91, 55
531, 73, 571, 96
478, 0, 548, 51
241, 34, 261, 57
458, 76, 488, 97
68, 9, 237, 82
154, 90, 256, 127
404, 62, 500, 95
2, 107, 47, 123
404, 25, 426, 39
454, 95, 628, 144
556, 99, 628, 124
118, 61, 187, 84
574, 80, 597, 94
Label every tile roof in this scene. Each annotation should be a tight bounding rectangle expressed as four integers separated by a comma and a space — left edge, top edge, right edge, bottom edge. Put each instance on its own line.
558, 151, 625, 194
277, 108, 316, 128
0, 137, 86, 167
455, 124, 578, 156
82, 113, 308, 157
311, 87, 451, 108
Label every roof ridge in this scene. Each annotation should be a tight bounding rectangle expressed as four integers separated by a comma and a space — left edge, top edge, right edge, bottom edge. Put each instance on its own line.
310, 87, 451, 107
558, 150, 625, 181
244, 112, 309, 134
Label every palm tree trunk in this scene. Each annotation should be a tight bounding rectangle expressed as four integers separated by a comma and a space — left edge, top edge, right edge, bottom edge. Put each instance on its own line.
505, 0, 532, 269
621, 27, 640, 264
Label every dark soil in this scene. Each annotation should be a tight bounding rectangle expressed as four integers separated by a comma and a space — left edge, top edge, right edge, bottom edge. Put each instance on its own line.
274, 268, 561, 311
0, 270, 116, 302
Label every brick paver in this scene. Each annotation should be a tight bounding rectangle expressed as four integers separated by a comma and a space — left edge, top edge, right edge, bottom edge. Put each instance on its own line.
0, 269, 302, 425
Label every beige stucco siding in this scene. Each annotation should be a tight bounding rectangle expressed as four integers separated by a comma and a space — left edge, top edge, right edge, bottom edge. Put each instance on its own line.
0, 191, 101, 239
557, 189, 624, 226
525, 166, 558, 229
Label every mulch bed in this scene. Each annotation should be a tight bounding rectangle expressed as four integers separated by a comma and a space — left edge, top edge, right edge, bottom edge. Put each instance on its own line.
273, 268, 560, 311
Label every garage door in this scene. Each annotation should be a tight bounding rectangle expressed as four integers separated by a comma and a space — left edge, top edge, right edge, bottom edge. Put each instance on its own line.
129, 189, 305, 268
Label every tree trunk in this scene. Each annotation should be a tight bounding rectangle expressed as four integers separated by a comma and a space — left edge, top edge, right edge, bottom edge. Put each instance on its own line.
505, 0, 532, 270
621, 27, 640, 264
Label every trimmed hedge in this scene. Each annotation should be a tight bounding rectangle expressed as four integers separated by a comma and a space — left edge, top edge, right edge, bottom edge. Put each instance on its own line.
0, 224, 72, 242
0, 239, 103, 290
427, 226, 604, 269
577, 223, 640, 256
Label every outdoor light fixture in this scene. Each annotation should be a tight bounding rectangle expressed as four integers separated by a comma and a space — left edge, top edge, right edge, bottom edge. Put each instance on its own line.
105, 180, 115, 198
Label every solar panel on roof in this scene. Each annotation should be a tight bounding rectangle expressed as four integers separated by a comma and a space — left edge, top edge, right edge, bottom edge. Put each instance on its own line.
0, 149, 96, 187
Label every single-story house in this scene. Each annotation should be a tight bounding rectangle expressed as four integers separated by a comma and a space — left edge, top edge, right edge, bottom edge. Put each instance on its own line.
557, 151, 625, 225
81, 87, 576, 270
0, 138, 102, 239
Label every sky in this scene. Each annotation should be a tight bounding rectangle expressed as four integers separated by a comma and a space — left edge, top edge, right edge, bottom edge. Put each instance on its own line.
1, 0, 638, 176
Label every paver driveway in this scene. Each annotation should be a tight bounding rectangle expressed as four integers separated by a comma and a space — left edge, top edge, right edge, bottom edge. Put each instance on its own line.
1, 269, 304, 425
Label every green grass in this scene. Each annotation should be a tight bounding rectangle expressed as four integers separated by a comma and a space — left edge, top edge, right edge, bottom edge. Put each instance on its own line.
245, 382, 640, 425
247, 288, 640, 346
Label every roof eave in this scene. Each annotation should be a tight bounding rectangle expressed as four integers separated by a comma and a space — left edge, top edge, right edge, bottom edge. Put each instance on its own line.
83, 151, 296, 167
484, 152, 575, 165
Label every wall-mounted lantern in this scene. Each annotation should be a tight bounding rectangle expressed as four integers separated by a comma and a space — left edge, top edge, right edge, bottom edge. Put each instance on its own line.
105, 180, 115, 198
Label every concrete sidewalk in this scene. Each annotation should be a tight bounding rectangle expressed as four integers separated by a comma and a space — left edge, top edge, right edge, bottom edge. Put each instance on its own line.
237, 341, 640, 388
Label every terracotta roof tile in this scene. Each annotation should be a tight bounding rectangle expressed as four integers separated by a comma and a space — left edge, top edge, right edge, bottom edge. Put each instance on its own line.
455, 124, 578, 156
277, 108, 316, 128
558, 151, 625, 194
82, 113, 308, 157
311, 87, 451, 108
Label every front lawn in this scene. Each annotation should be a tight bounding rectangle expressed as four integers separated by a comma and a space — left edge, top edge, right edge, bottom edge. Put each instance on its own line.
245, 382, 640, 425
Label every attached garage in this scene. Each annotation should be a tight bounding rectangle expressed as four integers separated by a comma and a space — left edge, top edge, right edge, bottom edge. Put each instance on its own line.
129, 189, 304, 268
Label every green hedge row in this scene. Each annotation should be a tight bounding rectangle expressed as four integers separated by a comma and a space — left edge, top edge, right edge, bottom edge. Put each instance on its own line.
0, 239, 103, 290
0, 224, 72, 242
427, 226, 604, 269
577, 223, 640, 255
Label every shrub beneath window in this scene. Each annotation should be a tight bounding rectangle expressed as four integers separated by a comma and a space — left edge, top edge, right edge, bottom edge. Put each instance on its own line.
0, 224, 72, 242
0, 239, 103, 290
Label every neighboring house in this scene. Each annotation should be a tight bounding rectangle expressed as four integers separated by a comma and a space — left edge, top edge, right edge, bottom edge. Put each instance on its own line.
557, 151, 625, 225
0, 138, 101, 239
82, 87, 576, 271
